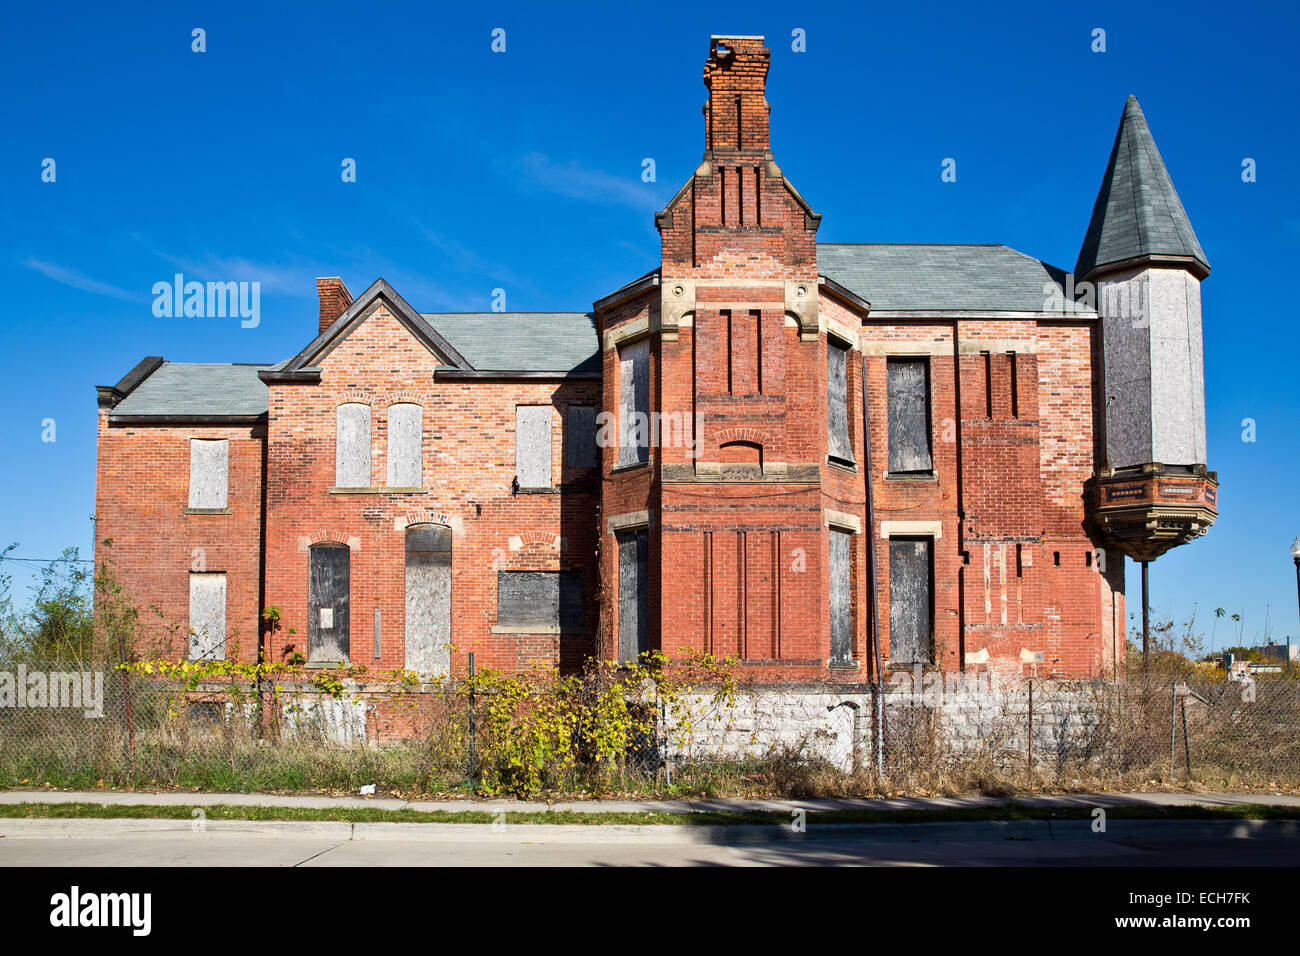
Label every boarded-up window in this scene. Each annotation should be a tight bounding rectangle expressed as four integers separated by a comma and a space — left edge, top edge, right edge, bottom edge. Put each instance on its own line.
189, 573, 226, 661
515, 405, 553, 489
308, 543, 350, 661
386, 403, 423, 487
566, 405, 597, 467
617, 529, 649, 661
497, 571, 581, 630
188, 439, 228, 509
887, 358, 933, 473
335, 403, 371, 488
888, 537, 933, 664
405, 525, 450, 676
618, 338, 649, 467
829, 529, 853, 663
827, 341, 853, 463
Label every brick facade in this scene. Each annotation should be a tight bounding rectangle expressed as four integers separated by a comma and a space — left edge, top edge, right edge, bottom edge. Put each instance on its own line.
95, 35, 1141, 689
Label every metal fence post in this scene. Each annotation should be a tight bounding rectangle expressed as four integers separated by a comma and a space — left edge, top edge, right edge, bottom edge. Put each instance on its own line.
660, 692, 671, 788
1181, 695, 1191, 776
116, 633, 135, 772
467, 652, 476, 787
1175, 686, 1185, 780
1027, 677, 1033, 773
875, 685, 884, 776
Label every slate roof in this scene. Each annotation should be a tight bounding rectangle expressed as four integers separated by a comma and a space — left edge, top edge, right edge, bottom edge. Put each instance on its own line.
107, 241, 1092, 418
1075, 96, 1208, 278
109, 362, 278, 419
420, 312, 600, 374
817, 243, 1091, 313
104, 310, 601, 418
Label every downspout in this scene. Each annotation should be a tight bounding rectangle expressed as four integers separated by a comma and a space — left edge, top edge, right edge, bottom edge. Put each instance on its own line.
951, 320, 967, 671
256, 420, 270, 737
860, 354, 884, 775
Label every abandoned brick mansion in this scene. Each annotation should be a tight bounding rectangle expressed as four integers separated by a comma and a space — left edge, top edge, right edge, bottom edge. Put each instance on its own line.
94, 36, 1217, 685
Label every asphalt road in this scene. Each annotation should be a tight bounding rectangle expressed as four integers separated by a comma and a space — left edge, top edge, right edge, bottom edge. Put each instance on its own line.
2, 819, 1296, 866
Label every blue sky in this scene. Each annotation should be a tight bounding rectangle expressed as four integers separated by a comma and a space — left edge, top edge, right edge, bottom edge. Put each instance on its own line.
1, 1, 1297, 650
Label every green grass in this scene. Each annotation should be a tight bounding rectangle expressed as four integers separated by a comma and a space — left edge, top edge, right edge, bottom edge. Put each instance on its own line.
0, 801, 1296, 827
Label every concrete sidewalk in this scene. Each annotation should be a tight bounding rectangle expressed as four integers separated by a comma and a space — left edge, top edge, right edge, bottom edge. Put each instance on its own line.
3, 816, 1298, 844
1, 788, 1297, 814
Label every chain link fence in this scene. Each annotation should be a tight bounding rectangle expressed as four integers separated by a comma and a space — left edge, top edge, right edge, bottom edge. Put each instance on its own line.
2, 662, 1298, 796
871, 674, 1300, 789
0, 666, 474, 793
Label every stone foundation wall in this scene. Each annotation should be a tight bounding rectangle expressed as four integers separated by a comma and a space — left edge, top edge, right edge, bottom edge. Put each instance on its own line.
666, 676, 1115, 771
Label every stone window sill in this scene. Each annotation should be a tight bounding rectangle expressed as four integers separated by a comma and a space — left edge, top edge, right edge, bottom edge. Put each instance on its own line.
305, 660, 348, 669
184, 507, 231, 515
611, 458, 651, 474
328, 486, 428, 494
490, 625, 582, 635
884, 472, 937, 482
514, 486, 558, 495
827, 456, 858, 474
828, 660, 861, 670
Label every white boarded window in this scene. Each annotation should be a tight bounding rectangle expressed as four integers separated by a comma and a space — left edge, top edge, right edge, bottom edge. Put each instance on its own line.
189, 573, 226, 661
516, 405, 553, 489
566, 405, 597, 467
188, 439, 228, 509
618, 337, 649, 467
386, 403, 423, 487
336, 403, 371, 488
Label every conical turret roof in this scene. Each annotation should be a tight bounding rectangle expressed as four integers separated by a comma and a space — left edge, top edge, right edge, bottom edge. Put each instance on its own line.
1076, 96, 1208, 279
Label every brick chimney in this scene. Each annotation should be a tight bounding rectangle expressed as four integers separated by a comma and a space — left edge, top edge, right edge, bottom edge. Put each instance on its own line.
316, 277, 352, 335
703, 36, 770, 154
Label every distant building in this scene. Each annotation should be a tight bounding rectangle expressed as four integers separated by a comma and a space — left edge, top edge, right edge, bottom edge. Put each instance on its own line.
1257, 641, 1297, 665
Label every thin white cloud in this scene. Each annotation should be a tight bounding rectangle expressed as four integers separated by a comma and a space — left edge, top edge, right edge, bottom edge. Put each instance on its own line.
518, 152, 668, 208
150, 252, 317, 296
22, 258, 142, 302
411, 223, 531, 288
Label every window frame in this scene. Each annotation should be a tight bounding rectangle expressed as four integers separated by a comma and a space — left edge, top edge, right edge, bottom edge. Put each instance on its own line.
886, 534, 935, 666
514, 404, 555, 491
385, 402, 424, 488
495, 570, 582, 632
617, 337, 650, 468
828, 526, 855, 665
335, 403, 372, 489
827, 337, 855, 468
187, 438, 229, 511
188, 571, 227, 662
885, 356, 935, 476
565, 405, 598, 468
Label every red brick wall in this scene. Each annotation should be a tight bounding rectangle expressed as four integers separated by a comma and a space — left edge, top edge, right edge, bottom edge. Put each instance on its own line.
94, 418, 264, 661
263, 302, 600, 675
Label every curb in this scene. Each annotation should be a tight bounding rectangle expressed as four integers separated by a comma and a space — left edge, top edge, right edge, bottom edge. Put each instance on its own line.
3, 789, 1300, 814
2, 817, 1297, 845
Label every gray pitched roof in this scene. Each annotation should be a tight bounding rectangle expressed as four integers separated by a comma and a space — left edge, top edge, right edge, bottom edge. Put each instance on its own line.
421, 313, 600, 373
1075, 96, 1208, 278
817, 243, 1091, 313
109, 362, 277, 419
